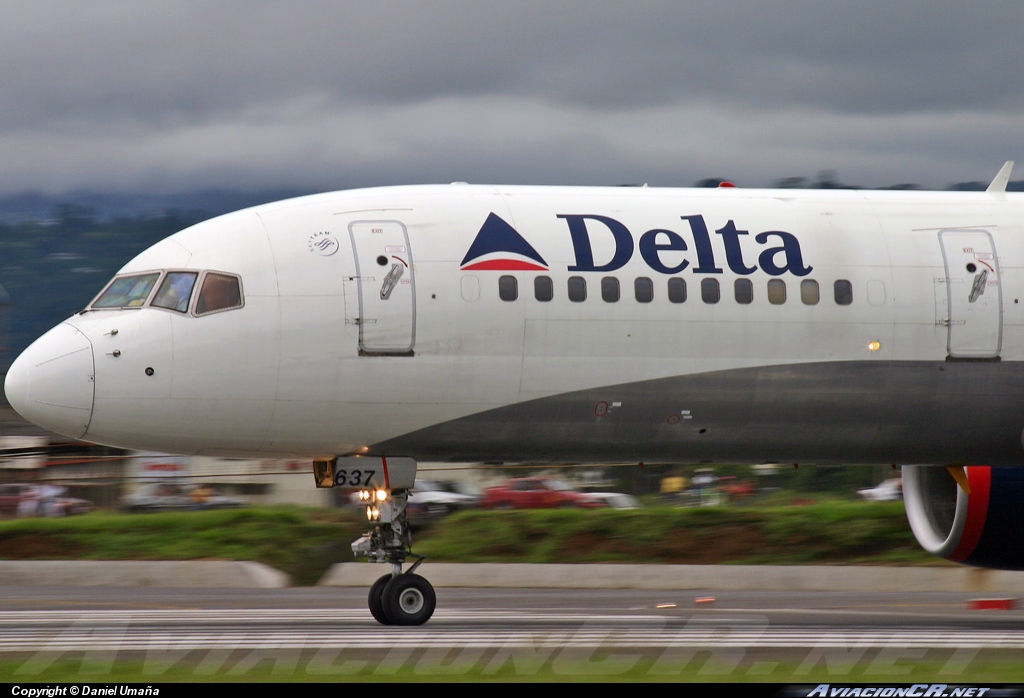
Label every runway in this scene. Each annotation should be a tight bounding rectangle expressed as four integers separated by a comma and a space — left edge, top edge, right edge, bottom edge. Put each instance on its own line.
0, 587, 1021, 679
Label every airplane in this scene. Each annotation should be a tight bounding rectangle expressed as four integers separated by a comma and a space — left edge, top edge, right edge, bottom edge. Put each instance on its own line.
6, 162, 1024, 625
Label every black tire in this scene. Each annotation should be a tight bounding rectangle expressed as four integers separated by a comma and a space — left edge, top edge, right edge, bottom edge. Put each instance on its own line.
382, 573, 436, 626
368, 574, 393, 625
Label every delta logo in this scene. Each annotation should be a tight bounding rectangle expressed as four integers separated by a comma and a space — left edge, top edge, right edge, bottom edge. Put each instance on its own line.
459, 213, 549, 271
461, 211, 813, 277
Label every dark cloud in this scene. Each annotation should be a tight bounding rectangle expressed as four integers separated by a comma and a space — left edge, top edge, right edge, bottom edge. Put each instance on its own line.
1, 1, 1023, 194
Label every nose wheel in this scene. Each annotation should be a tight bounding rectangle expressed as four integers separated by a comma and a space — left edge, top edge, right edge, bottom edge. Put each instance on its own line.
367, 572, 437, 625
367, 574, 393, 625
374, 572, 437, 625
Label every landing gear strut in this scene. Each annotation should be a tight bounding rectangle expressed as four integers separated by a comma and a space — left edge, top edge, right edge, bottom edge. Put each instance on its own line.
315, 456, 435, 625
351, 487, 437, 625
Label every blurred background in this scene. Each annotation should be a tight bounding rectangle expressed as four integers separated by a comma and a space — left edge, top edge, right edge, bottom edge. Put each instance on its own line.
5, 2, 1013, 561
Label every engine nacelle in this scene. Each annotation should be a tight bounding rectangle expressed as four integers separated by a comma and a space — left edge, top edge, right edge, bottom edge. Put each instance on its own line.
903, 464, 1024, 570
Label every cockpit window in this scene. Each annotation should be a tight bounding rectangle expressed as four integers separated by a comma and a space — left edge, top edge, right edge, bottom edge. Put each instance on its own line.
91, 272, 160, 309
151, 272, 198, 313
195, 273, 243, 315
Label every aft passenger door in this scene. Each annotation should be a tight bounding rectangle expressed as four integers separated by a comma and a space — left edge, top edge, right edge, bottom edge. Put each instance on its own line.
348, 220, 416, 355
939, 229, 1002, 359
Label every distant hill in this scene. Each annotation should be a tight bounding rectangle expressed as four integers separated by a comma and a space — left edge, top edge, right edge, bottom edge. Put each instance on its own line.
0, 188, 312, 224
0, 188, 320, 364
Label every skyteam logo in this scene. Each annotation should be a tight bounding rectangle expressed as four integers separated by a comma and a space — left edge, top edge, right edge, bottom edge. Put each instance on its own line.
460, 213, 549, 271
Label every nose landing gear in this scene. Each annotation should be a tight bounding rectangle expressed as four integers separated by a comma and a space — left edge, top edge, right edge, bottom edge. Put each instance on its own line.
351, 487, 437, 625
315, 456, 436, 625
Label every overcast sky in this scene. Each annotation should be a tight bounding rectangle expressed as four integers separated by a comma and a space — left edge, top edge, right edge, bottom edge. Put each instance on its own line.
3, 1, 1024, 195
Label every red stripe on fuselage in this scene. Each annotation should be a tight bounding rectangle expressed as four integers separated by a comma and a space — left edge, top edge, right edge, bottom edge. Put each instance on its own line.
461, 259, 548, 271
949, 466, 991, 563
382, 456, 390, 489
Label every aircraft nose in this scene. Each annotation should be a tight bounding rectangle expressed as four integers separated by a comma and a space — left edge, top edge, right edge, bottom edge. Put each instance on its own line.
5, 322, 95, 439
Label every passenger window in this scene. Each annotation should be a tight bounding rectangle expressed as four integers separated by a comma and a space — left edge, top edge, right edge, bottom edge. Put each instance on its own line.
151, 272, 198, 313
534, 276, 553, 302
196, 273, 243, 315
867, 279, 886, 306
834, 279, 853, 305
767, 279, 786, 305
601, 277, 620, 302
667, 278, 686, 303
568, 276, 587, 302
634, 277, 653, 303
91, 272, 160, 309
800, 279, 820, 305
701, 278, 720, 304
734, 278, 753, 304
461, 275, 480, 302
498, 275, 518, 301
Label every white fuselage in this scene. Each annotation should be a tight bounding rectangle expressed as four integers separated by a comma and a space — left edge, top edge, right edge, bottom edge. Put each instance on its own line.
7, 184, 1024, 465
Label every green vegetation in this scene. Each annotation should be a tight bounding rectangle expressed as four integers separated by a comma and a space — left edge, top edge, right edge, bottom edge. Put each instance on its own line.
0, 506, 368, 585
0, 500, 940, 580
417, 500, 934, 565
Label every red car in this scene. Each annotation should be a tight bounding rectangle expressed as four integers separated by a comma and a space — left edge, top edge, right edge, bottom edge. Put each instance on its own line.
482, 477, 603, 509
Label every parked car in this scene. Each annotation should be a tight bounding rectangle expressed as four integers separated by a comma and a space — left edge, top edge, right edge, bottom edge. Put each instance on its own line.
406, 479, 480, 523
0, 484, 93, 517
582, 492, 641, 509
482, 477, 606, 509
0, 484, 34, 514
349, 479, 479, 524
121, 482, 244, 512
857, 477, 903, 502
45, 489, 95, 516
433, 480, 484, 499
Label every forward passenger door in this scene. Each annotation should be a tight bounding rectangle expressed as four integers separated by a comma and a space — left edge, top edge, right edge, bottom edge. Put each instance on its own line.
939, 229, 1002, 359
348, 220, 416, 355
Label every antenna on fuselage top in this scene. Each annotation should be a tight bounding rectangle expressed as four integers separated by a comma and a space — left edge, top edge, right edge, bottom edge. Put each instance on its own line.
986, 160, 1014, 193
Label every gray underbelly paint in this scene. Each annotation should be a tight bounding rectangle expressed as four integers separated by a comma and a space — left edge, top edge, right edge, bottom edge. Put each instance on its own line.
371, 360, 1024, 465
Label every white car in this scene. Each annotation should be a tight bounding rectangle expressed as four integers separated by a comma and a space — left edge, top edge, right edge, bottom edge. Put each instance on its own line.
582, 492, 642, 509
348, 479, 479, 523
857, 478, 903, 502
406, 480, 480, 522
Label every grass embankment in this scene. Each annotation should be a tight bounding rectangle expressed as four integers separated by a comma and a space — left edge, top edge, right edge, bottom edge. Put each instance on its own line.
0, 507, 368, 585
0, 500, 938, 582
417, 500, 935, 565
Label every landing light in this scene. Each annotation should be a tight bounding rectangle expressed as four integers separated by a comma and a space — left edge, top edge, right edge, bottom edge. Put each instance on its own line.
366, 505, 380, 522
375, 489, 388, 502
867, 341, 881, 352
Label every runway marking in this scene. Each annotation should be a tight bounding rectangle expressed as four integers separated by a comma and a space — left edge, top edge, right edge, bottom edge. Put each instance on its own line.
1, 630, 1023, 651
0, 609, 1022, 651
0, 610, 677, 624
2, 605, 1004, 618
